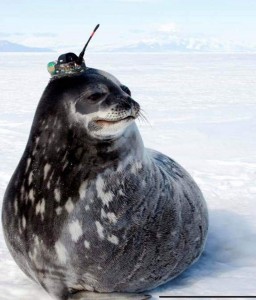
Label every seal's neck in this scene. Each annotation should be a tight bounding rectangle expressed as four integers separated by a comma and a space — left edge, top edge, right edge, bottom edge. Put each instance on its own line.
29, 119, 145, 173
105, 123, 144, 158
75, 123, 145, 170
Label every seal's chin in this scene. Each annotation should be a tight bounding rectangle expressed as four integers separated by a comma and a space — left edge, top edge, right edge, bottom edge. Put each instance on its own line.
88, 114, 137, 140
95, 116, 135, 126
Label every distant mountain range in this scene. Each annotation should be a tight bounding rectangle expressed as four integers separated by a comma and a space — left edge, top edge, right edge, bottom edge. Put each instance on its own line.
0, 40, 53, 52
100, 37, 256, 53
1, 38, 255, 53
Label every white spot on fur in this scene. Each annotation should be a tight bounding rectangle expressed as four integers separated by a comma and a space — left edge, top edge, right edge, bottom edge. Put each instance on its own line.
119, 190, 125, 196
47, 172, 54, 189
79, 181, 87, 199
20, 185, 25, 198
69, 284, 84, 292
56, 206, 62, 215
22, 215, 26, 229
18, 222, 22, 234
14, 198, 18, 215
138, 161, 142, 169
62, 161, 68, 170
29, 189, 35, 203
107, 234, 119, 245
96, 176, 114, 207
85, 205, 90, 211
29, 248, 38, 262
55, 241, 68, 263
61, 151, 68, 162
25, 158, 31, 173
131, 164, 137, 174
34, 235, 40, 246
95, 221, 104, 239
84, 240, 90, 249
44, 163, 51, 180
101, 209, 117, 224
35, 199, 45, 220
28, 171, 33, 185
65, 198, 74, 213
83, 284, 94, 292
131, 161, 142, 174
156, 232, 162, 239
69, 220, 83, 242
54, 188, 61, 202
101, 208, 107, 219
117, 163, 123, 172
82, 272, 99, 287
107, 212, 117, 224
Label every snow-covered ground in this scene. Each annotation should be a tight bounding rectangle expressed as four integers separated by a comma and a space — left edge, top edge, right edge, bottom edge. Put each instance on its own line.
0, 53, 256, 299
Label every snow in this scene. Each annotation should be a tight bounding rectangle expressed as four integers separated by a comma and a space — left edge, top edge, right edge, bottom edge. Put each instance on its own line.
0, 53, 256, 299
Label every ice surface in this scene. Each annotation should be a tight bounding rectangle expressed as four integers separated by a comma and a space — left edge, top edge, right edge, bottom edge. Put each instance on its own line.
0, 53, 256, 299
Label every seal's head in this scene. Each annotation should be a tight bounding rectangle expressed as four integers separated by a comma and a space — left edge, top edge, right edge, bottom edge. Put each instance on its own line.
43, 24, 140, 140
38, 68, 140, 142
69, 69, 140, 140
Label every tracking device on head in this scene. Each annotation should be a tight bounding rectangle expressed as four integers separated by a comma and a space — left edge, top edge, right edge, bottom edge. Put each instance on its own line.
47, 24, 100, 77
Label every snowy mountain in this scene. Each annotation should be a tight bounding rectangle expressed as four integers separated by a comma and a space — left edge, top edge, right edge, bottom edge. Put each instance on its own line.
100, 36, 256, 53
0, 40, 53, 52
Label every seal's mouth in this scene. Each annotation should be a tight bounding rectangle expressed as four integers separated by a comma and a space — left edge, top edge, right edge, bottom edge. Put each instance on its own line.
95, 116, 135, 126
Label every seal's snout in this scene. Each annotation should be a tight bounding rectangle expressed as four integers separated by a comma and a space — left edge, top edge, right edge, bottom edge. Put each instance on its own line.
130, 98, 140, 118
94, 94, 140, 129
115, 96, 140, 119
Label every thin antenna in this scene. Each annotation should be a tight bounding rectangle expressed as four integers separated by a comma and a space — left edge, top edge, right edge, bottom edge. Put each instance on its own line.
77, 24, 100, 65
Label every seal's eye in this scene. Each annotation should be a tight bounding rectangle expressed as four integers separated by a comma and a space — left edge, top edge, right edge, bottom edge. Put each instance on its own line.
121, 85, 131, 96
88, 92, 106, 101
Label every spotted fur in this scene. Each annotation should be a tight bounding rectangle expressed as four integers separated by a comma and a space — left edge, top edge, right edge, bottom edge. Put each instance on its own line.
2, 68, 208, 300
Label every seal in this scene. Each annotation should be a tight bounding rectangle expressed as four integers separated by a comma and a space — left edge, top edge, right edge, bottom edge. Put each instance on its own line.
2, 68, 208, 300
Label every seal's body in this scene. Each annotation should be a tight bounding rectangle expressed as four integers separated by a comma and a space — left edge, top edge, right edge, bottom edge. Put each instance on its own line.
2, 69, 208, 300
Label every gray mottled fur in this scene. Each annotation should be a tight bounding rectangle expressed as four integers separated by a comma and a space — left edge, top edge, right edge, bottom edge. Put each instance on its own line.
2, 68, 208, 300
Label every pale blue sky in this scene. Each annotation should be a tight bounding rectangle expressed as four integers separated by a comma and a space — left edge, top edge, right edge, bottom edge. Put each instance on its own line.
0, 0, 255, 51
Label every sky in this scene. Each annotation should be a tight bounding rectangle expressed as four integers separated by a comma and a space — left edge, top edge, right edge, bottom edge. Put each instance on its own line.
0, 0, 256, 51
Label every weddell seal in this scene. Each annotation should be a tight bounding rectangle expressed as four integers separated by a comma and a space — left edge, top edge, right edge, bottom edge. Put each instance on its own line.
2, 25, 208, 300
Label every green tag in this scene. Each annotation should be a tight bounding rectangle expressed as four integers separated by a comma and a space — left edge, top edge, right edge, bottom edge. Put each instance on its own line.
47, 61, 57, 75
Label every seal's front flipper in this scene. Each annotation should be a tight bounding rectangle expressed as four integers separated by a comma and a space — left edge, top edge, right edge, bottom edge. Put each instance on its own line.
68, 291, 151, 300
